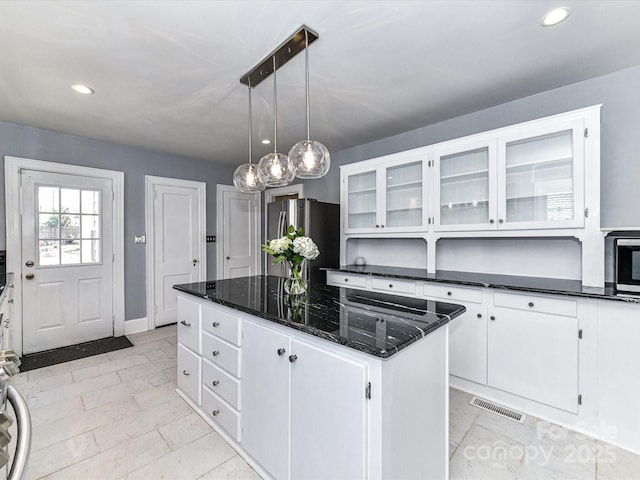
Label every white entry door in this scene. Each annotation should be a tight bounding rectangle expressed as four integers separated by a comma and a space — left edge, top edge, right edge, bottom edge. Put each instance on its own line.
21, 170, 114, 354
217, 185, 261, 279
149, 178, 205, 327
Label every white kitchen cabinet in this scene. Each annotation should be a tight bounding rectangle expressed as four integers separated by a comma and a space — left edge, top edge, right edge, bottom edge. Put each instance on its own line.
177, 295, 202, 405
487, 295, 579, 413
242, 319, 368, 480
434, 116, 586, 232
343, 151, 428, 234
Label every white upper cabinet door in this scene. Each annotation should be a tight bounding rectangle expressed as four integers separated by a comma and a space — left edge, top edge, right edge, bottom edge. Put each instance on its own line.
434, 139, 498, 231
496, 118, 585, 230
342, 151, 428, 234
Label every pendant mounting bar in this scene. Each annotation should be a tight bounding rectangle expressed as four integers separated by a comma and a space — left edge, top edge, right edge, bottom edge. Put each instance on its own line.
240, 25, 319, 87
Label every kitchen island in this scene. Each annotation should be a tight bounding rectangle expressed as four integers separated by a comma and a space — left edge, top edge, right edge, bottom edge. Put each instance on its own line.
174, 276, 465, 480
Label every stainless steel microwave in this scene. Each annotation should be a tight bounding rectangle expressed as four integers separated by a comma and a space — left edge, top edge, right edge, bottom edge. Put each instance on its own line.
616, 238, 640, 294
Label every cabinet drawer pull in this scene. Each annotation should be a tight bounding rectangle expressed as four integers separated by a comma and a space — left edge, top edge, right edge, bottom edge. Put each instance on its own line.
528, 302, 534, 307
182, 370, 190, 376
289, 354, 298, 363
277, 348, 286, 356
447, 291, 452, 296
212, 321, 220, 327
344, 278, 349, 282
388, 284, 394, 288
180, 320, 191, 327
212, 409, 220, 416
212, 380, 220, 387
212, 350, 220, 356
490, 316, 495, 321
477, 313, 482, 318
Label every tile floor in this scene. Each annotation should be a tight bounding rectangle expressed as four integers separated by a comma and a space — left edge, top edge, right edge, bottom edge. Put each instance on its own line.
8, 325, 640, 480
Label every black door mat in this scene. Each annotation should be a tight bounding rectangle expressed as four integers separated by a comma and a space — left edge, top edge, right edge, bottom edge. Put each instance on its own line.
19, 336, 134, 372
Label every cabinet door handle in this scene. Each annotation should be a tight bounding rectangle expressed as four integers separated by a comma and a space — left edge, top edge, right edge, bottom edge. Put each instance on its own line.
477, 313, 482, 318
277, 348, 286, 356
528, 302, 534, 307
490, 316, 495, 321
380, 224, 385, 228
212, 350, 220, 356
212, 409, 220, 416
375, 225, 380, 228
489, 219, 495, 224
289, 354, 298, 363
212, 322, 220, 327
212, 380, 219, 387
498, 219, 504, 224
182, 370, 190, 376
180, 320, 191, 327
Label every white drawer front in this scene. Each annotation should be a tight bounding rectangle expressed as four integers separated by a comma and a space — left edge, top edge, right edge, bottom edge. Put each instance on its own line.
202, 304, 242, 346
203, 358, 241, 410
202, 331, 242, 377
423, 284, 483, 304
326, 272, 366, 288
371, 278, 416, 295
493, 292, 577, 317
202, 386, 241, 442
177, 344, 201, 405
177, 296, 200, 353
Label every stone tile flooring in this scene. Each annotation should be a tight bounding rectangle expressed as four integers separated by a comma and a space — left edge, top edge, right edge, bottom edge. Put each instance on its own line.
9, 325, 640, 479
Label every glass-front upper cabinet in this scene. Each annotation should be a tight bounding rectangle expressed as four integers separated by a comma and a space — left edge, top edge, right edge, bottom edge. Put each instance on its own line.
497, 118, 585, 230
434, 140, 496, 231
342, 152, 428, 234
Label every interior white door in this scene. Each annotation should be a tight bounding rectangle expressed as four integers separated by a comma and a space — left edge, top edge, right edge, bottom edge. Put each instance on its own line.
218, 186, 260, 279
152, 182, 204, 327
21, 170, 114, 354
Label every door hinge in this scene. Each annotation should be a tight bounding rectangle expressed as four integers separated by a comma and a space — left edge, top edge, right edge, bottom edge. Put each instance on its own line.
578, 329, 583, 339
584, 208, 589, 218
578, 394, 582, 405
584, 128, 589, 138
365, 382, 371, 400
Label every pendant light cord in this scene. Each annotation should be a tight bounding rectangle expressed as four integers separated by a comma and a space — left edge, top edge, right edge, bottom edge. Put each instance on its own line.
305, 29, 311, 141
272, 55, 278, 153
248, 78, 252, 164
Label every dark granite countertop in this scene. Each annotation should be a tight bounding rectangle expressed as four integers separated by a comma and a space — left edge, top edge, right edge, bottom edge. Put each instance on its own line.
325, 265, 640, 303
174, 275, 465, 358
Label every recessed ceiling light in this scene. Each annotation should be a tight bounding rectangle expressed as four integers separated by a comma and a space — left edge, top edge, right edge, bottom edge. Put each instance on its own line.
261, 139, 271, 145
71, 84, 94, 95
540, 7, 571, 27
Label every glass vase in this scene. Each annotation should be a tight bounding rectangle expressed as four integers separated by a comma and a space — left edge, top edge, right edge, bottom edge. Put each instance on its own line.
285, 261, 307, 295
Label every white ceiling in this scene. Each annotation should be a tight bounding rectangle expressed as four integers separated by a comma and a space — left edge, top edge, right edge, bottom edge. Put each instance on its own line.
1, 1, 640, 166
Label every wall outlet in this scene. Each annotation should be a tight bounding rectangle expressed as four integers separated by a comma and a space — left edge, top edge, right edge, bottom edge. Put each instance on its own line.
134, 235, 146, 244
206, 235, 216, 243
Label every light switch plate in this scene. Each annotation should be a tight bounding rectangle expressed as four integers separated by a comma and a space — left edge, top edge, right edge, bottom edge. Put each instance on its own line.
134, 235, 146, 244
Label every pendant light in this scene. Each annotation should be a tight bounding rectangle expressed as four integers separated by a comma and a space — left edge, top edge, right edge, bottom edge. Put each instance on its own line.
233, 80, 265, 193
257, 56, 295, 187
289, 29, 330, 179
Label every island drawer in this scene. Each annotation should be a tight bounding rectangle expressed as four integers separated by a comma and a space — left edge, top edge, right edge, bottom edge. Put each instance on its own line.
202, 386, 241, 442
202, 304, 242, 346
493, 292, 577, 317
202, 331, 242, 377
177, 296, 201, 353
203, 358, 241, 410
423, 284, 483, 304
178, 344, 201, 405
371, 277, 416, 295
326, 272, 367, 288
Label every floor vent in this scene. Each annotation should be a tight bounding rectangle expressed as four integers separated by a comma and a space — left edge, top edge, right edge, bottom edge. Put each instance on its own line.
469, 396, 526, 423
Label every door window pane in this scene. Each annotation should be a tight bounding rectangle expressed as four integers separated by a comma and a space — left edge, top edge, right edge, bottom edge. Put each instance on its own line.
37, 186, 102, 266
505, 130, 573, 223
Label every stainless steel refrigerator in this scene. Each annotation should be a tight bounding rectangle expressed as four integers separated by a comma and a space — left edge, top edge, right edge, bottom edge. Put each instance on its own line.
266, 199, 340, 284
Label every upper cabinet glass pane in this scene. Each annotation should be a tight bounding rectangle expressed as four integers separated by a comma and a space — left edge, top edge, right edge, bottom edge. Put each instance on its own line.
386, 161, 422, 228
505, 130, 573, 223
348, 171, 377, 229
439, 147, 489, 225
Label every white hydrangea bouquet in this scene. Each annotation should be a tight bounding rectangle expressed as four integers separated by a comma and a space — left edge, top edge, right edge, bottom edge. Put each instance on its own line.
262, 225, 319, 294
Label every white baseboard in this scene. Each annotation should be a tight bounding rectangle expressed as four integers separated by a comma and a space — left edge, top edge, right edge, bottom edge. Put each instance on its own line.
123, 317, 149, 335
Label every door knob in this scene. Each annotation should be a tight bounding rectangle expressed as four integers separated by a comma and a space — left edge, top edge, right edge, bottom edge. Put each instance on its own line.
193, 259, 199, 266
25, 273, 35, 280
226, 256, 230, 260
25, 260, 34, 267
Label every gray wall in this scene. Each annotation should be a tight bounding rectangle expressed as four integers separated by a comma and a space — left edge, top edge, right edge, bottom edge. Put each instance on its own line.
305, 64, 640, 228
0, 121, 235, 320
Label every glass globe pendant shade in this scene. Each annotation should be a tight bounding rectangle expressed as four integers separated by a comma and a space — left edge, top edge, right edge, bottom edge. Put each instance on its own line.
257, 152, 295, 187
289, 140, 330, 179
233, 163, 265, 193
